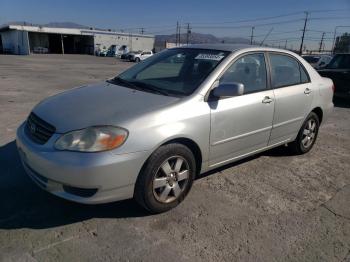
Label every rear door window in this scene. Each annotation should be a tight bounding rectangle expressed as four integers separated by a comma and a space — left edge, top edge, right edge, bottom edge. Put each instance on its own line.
269, 54, 303, 88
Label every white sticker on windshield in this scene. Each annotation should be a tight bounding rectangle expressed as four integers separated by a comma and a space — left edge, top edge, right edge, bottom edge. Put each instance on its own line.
195, 54, 225, 61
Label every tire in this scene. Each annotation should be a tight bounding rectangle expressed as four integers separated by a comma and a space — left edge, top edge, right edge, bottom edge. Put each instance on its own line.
134, 143, 196, 213
289, 112, 320, 155
135, 57, 141, 63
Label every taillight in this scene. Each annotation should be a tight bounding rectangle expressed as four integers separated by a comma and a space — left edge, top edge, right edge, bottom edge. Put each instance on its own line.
332, 84, 335, 92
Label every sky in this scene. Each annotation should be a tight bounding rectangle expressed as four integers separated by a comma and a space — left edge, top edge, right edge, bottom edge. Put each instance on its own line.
1, 0, 350, 50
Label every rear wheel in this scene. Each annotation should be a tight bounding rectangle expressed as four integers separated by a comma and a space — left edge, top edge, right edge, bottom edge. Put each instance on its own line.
135, 57, 141, 62
289, 112, 320, 154
134, 143, 196, 213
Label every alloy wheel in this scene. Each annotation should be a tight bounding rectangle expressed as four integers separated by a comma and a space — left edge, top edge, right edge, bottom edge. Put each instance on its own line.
301, 119, 317, 148
152, 156, 190, 203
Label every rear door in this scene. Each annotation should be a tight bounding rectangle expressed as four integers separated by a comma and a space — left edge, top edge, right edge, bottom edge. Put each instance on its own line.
267, 52, 314, 145
209, 52, 275, 166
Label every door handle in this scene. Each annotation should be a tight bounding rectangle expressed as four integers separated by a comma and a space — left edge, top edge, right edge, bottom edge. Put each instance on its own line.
304, 88, 312, 94
262, 96, 273, 104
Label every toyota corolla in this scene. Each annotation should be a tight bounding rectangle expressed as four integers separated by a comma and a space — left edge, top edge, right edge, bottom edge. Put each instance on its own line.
16, 44, 334, 213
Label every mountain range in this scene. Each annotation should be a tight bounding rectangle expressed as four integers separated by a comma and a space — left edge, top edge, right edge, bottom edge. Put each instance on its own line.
155, 32, 249, 45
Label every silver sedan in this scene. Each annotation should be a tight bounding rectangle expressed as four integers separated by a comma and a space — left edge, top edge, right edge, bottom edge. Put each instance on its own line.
16, 44, 334, 213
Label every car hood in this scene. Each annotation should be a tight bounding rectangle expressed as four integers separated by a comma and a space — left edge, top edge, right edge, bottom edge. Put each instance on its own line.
32, 82, 179, 133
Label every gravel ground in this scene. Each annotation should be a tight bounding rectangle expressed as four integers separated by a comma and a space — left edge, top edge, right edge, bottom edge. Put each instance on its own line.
0, 54, 349, 262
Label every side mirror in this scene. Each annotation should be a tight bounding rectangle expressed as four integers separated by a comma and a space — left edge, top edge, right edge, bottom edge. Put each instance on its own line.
319, 62, 325, 66
212, 82, 244, 98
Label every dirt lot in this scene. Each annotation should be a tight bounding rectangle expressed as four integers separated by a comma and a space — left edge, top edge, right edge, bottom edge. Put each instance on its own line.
0, 54, 349, 262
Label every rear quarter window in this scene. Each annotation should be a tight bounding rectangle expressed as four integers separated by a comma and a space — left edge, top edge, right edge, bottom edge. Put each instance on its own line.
300, 64, 310, 83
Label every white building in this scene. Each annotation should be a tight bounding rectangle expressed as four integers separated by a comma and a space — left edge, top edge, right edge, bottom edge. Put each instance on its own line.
0, 24, 155, 55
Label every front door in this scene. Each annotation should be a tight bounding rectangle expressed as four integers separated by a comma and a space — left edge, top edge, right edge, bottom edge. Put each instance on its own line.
209, 53, 274, 166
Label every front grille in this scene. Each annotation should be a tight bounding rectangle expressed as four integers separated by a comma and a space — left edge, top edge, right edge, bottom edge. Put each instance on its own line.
25, 112, 56, 144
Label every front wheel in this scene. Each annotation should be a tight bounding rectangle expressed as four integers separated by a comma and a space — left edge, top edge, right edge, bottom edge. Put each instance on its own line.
134, 143, 196, 213
289, 112, 320, 154
135, 57, 141, 62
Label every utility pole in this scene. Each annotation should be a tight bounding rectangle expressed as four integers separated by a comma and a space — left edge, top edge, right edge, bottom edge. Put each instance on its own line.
178, 24, 181, 45
299, 11, 309, 55
186, 23, 191, 45
259, 27, 273, 46
319, 32, 325, 53
176, 22, 179, 46
284, 39, 288, 49
250, 26, 255, 45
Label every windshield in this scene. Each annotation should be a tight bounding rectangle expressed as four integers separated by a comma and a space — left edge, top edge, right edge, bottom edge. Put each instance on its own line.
326, 54, 350, 69
303, 56, 320, 63
109, 48, 230, 96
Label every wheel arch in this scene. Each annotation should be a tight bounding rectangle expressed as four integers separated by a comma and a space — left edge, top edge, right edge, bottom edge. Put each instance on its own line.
161, 137, 203, 175
311, 107, 323, 124
133, 136, 203, 202
137, 137, 203, 179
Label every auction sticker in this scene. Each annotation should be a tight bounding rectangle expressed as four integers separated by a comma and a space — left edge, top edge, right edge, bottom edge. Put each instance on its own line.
195, 54, 225, 61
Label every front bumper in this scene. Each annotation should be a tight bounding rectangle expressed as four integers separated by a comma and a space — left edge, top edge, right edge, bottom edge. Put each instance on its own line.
16, 122, 150, 204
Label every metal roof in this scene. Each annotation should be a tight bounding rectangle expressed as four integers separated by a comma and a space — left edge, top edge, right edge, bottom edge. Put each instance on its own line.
0, 24, 154, 38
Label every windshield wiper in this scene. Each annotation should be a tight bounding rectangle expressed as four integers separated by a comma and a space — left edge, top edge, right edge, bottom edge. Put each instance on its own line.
129, 81, 171, 96
108, 77, 140, 89
108, 77, 170, 96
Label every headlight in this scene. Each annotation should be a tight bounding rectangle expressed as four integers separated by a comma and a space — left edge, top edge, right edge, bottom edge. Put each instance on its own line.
55, 126, 128, 152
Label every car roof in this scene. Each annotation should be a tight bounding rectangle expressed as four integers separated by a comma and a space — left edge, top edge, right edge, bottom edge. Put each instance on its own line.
178, 43, 297, 54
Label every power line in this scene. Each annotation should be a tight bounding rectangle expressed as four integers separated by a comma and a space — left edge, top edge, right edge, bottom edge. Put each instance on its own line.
114, 8, 349, 35
183, 9, 350, 26
306, 9, 350, 14
306, 29, 333, 34
254, 30, 301, 38
190, 11, 304, 25
309, 16, 350, 21
148, 27, 177, 34
265, 37, 333, 42
193, 18, 304, 29
265, 38, 301, 42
